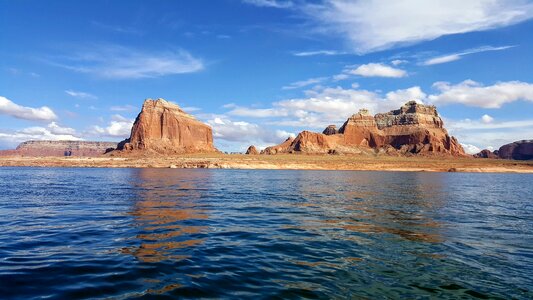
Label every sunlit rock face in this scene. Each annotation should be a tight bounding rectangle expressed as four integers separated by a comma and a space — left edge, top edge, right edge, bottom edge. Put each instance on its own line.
117, 98, 217, 154
262, 101, 465, 156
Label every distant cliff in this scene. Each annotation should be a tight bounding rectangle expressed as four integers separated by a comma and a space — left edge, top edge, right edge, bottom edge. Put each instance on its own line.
474, 140, 532, 160
262, 101, 464, 156
0, 140, 118, 157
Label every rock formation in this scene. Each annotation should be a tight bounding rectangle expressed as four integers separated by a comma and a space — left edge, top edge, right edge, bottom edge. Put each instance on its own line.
473, 149, 499, 159
262, 101, 465, 156
117, 98, 217, 154
497, 140, 533, 160
0, 140, 117, 157
322, 125, 338, 135
245, 145, 259, 155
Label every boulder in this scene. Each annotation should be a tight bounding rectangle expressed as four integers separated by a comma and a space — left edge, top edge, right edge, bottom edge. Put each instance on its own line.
498, 140, 533, 160
245, 145, 259, 155
117, 98, 217, 154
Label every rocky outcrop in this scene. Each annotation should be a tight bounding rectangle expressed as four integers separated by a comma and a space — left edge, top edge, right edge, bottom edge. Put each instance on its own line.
498, 140, 533, 160
322, 125, 338, 135
262, 137, 294, 154
262, 101, 465, 156
117, 98, 217, 154
474, 149, 499, 159
0, 140, 117, 157
245, 145, 259, 155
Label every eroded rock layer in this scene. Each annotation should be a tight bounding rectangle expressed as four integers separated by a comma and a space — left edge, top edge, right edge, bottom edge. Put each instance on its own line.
117, 98, 217, 154
0, 140, 117, 157
263, 101, 465, 156
245, 145, 259, 155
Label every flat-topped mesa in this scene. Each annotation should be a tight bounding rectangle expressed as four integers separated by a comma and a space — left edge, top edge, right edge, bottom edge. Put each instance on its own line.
375, 100, 443, 129
2, 140, 117, 157
117, 98, 217, 154
262, 101, 465, 156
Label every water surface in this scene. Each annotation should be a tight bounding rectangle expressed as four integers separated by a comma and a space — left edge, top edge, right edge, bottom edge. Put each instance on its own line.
0, 168, 532, 299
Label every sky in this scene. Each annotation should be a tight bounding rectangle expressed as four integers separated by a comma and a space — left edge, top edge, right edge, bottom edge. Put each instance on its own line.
1, 0, 533, 153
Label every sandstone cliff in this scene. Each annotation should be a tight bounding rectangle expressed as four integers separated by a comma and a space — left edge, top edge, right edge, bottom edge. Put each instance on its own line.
117, 98, 217, 154
0, 140, 117, 157
262, 101, 464, 156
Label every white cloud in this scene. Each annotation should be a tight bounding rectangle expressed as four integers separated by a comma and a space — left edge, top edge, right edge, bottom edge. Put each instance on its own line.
428, 80, 533, 108
65, 90, 97, 99
384, 86, 426, 110
47, 45, 204, 79
448, 118, 533, 152
422, 45, 515, 66
47, 122, 77, 135
206, 116, 295, 145
391, 59, 407, 66
292, 50, 346, 56
349, 63, 407, 78
242, 0, 293, 8
302, 0, 533, 53
481, 114, 494, 124
110, 105, 137, 112
0, 124, 81, 148
282, 77, 327, 90
0, 96, 57, 121
461, 143, 481, 154
90, 114, 133, 137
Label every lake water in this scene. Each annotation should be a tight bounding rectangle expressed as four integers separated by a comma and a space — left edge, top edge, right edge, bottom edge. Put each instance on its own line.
0, 168, 532, 299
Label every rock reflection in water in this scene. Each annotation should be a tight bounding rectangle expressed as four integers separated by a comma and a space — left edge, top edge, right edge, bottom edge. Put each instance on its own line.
286, 171, 445, 244
122, 169, 210, 263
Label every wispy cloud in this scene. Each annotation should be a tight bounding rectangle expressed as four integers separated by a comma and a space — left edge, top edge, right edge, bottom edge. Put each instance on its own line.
282, 77, 327, 90
91, 21, 143, 35
301, 0, 533, 53
45, 44, 204, 79
65, 90, 98, 100
292, 50, 346, 56
0, 96, 57, 121
422, 45, 515, 65
242, 0, 293, 8
110, 105, 137, 112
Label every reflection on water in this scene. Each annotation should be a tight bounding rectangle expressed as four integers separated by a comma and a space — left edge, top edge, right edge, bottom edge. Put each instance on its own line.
123, 169, 210, 263
0, 168, 532, 299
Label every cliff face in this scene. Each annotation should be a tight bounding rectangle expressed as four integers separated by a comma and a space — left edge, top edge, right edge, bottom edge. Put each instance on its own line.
0, 140, 117, 157
262, 101, 465, 156
117, 98, 217, 154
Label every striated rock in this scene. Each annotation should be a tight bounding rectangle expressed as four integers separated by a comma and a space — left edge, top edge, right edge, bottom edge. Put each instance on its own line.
474, 149, 499, 159
262, 101, 464, 156
322, 125, 338, 135
0, 140, 117, 157
117, 98, 217, 154
498, 140, 533, 160
245, 145, 259, 155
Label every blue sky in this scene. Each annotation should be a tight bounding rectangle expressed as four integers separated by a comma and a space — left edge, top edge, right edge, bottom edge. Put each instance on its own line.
1, 0, 532, 153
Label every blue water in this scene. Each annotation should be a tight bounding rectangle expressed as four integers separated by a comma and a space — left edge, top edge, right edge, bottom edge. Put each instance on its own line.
0, 168, 532, 299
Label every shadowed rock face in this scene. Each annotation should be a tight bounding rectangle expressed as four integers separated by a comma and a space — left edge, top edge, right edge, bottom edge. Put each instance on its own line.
474, 149, 499, 159
0, 140, 117, 157
498, 140, 533, 160
263, 101, 465, 156
322, 125, 338, 135
245, 145, 259, 155
117, 98, 217, 154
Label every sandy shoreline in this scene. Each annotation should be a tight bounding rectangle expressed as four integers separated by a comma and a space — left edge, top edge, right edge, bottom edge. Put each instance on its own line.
0, 154, 532, 173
